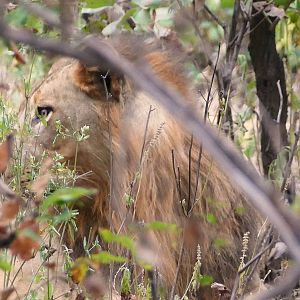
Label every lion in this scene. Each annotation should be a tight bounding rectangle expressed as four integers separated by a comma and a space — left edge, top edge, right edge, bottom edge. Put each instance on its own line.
25, 34, 260, 299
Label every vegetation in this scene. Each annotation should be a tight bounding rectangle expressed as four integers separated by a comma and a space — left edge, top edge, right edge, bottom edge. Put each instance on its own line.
0, 0, 299, 299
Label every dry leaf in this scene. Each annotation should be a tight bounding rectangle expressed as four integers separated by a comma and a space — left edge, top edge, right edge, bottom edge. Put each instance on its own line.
10, 42, 26, 65
0, 224, 8, 235
31, 173, 51, 202
0, 286, 15, 300
268, 241, 288, 262
71, 259, 89, 284
0, 232, 15, 249
253, 1, 268, 11
265, 6, 285, 19
75, 293, 86, 300
211, 282, 231, 297
0, 83, 9, 91
0, 179, 16, 199
84, 272, 106, 298
0, 135, 13, 175
184, 219, 202, 247
10, 219, 40, 260
0, 200, 20, 221
253, 2, 285, 19
6, 3, 17, 11
10, 236, 39, 260
44, 262, 56, 270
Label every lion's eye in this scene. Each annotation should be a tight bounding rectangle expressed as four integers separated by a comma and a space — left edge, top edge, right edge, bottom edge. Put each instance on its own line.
37, 106, 53, 118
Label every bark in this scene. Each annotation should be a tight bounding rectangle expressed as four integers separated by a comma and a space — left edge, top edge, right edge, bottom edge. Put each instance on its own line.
249, 4, 288, 176
59, 0, 78, 42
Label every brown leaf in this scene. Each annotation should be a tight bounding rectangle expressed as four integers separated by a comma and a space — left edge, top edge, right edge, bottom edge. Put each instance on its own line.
44, 262, 56, 270
31, 173, 51, 202
19, 218, 39, 233
0, 135, 13, 175
10, 236, 39, 260
9, 42, 26, 65
0, 83, 9, 91
9, 219, 40, 260
0, 224, 8, 235
75, 293, 86, 300
0, 286, 15, 300
84, 272, 106, 298
0, 180, 16, 199
0, 200, 20, 221
71, 259, 89, 284
184, 219, 202, 247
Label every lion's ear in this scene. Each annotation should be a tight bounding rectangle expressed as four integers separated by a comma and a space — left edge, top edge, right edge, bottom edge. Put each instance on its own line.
73, 63, 122, 102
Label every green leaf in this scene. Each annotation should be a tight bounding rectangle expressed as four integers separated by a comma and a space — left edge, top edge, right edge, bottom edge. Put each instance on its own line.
199, 275, 214, 286
0, 258, 11, 272
291, 94, 300, 110
5, 7, 28, 27
274, 0, 291, 7
132, 0, 164, 9
92, 251, 127, 264
81, 6, 110, 14
221, 0, 234, 9
134, 9, 151, 28
99, 229, 134, 250
53, 209, 77, 224
80, 0, 114, 8
156, 18, 173, 27
206, 213, 217, 224
121, 268, 131, 294
146, 221, 177, 231
154, 7, 174, 27
235, 206, 246, 216
42, 187, 96, 209
25, 15, 43, 33
244, 137, 256, 159
213, 238, 228, 249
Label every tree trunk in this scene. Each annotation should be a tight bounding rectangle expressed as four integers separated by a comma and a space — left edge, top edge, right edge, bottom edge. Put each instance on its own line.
249, 3, 288, 176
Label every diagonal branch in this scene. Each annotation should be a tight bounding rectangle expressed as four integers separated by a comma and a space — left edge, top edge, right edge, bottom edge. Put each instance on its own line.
0, 18, 300, 297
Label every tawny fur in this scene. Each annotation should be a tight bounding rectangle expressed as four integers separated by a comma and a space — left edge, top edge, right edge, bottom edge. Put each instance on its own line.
26, 35, 260, 299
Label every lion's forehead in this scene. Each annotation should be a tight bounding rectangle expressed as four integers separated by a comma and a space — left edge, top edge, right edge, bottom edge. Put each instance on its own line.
31, 68, 78, 106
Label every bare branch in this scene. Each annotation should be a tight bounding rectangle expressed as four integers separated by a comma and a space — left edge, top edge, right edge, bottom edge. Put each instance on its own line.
59, 0, 77, 42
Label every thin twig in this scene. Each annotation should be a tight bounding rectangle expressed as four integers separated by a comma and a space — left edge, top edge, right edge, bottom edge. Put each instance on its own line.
169, 239, 185, 300
187, 135, 193, 212
276, 80, 284, 124
139, 106, 155, 165
204, 4, 227, 34
172, 150, 182, 203
280, 122, 300, 193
